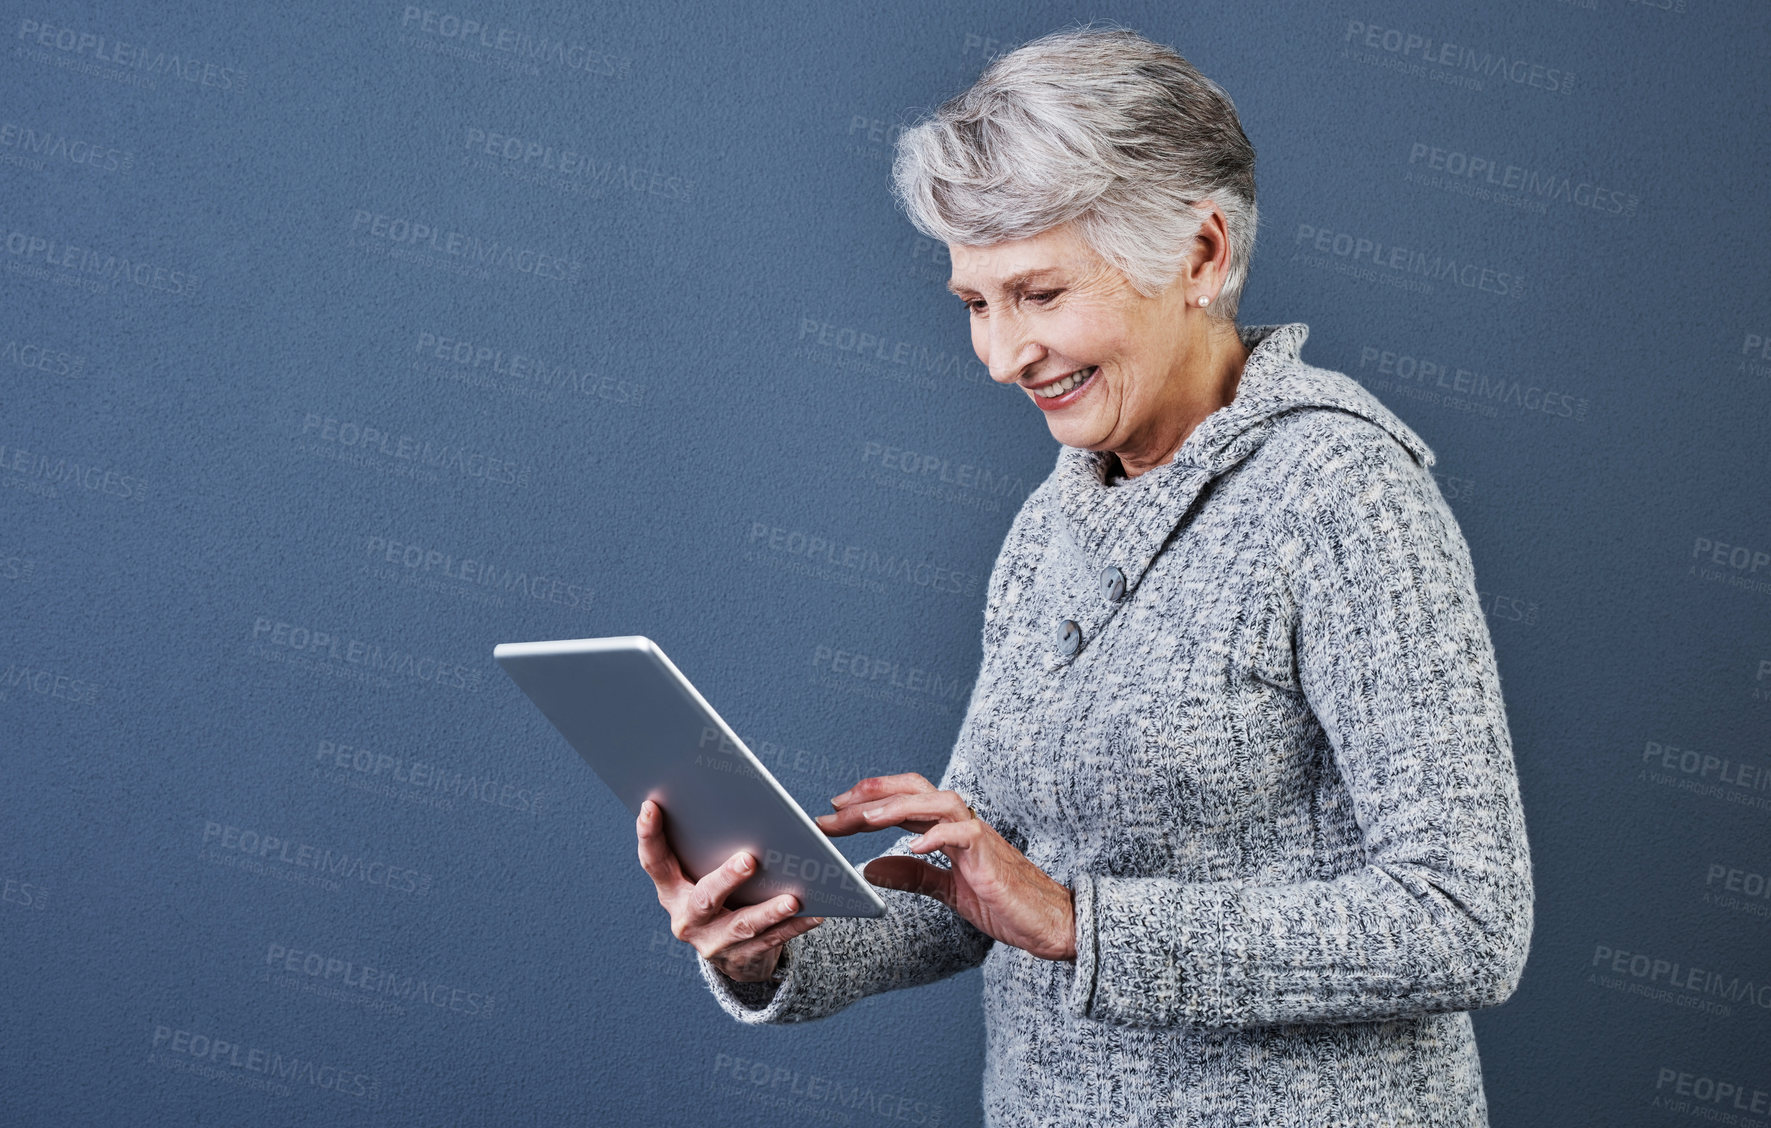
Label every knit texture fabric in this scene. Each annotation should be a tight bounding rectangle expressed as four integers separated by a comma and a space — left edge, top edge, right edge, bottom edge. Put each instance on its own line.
698, 322, 1535, 1127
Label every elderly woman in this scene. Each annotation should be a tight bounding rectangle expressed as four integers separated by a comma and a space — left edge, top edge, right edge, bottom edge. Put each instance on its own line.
635, 23, 1533, 1127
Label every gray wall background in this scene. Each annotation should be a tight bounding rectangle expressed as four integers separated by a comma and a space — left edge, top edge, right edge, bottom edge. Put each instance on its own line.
3, 1, 1769, 1124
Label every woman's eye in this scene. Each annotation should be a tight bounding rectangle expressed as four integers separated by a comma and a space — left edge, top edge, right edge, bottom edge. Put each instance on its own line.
965, 299, 987, 314
1026, 291, 1059, 304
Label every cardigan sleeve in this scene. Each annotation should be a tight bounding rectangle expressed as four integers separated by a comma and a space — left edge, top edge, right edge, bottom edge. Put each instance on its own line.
1066, 421, 1535, 1028
697, 711, 1003, 1023
696, 492, 1051, 1024
696, 846, 996, 1024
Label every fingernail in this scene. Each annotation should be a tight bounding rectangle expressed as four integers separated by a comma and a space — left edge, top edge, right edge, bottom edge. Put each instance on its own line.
862, 807, 884, 820
734, 852, 752, 871
831, 791, 851, 804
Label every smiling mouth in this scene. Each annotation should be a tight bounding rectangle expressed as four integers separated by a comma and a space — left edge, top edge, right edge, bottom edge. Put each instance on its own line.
1026, 366, 1098, 399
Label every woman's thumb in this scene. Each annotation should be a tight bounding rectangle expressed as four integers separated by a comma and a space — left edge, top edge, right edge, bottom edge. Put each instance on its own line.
862, 856, 954, 905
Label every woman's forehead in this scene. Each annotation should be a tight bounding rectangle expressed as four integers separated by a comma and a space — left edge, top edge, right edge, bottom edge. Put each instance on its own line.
946, 230, 1105, 293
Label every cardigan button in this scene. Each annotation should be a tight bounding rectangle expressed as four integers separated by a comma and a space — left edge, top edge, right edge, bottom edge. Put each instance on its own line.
1055, 618, 1081, 656
1099, 565, 1127, 603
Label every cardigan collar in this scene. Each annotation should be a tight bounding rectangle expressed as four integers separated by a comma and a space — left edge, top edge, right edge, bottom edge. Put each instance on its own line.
1048, 321, 1435, 600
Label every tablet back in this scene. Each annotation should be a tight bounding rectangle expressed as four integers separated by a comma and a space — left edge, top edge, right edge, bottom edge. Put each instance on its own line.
493, 636, 886, 918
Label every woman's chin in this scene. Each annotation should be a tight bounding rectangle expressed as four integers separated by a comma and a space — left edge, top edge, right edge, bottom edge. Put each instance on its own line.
1044, 414, 1103, 450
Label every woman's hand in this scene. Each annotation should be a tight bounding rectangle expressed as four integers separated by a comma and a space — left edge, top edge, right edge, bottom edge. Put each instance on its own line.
636, 799, 825, 983
816, 773, 1076, 962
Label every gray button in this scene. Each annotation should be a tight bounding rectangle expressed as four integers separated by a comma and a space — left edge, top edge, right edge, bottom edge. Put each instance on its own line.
1099, 565, 1127, 603
1055, 618, 1081, 656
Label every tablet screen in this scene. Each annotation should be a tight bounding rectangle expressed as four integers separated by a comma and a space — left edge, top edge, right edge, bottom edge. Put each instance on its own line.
494, 635, 887, 917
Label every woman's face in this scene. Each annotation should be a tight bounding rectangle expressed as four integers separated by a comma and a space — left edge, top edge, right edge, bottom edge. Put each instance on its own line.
946, 221, 1223, 473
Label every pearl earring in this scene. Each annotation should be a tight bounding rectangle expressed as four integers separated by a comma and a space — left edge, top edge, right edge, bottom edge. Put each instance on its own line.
1197, 295, 1210, 307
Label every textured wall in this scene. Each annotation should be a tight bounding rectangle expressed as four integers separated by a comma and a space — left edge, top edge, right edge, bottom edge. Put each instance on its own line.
3, 1, 1767, 1125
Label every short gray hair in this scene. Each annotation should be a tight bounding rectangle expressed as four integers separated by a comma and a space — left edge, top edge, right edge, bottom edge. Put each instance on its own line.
891, 23, 1258, 323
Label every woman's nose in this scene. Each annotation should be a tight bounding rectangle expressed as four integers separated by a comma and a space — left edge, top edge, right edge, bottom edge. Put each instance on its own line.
985, 315, 1043, 384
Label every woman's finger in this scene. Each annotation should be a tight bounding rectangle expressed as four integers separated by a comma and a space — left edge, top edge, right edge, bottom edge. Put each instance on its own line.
635, 800, 686, 895
716, 913, 825, 965
682, 847, 761, 927
815, 804, 942, 837
832, 790, 976, 833
903, 817, 983, 860
706, 893, 802, 956
829, 772, 934, 808
815, 805, 923, 837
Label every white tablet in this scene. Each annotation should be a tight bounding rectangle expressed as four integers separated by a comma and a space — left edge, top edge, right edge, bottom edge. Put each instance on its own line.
493, 635, 887, 918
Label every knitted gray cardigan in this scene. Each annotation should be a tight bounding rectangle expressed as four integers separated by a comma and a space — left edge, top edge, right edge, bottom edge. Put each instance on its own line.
699, 322, 1535, 1127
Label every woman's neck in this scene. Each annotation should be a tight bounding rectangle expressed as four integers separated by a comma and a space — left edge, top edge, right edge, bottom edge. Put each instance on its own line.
1112, 326, 1252, 480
